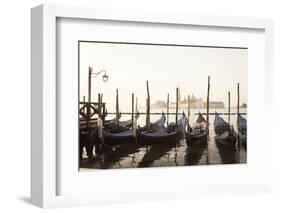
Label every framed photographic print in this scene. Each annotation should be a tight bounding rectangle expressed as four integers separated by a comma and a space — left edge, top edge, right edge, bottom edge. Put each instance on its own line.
31, 4, 274, 208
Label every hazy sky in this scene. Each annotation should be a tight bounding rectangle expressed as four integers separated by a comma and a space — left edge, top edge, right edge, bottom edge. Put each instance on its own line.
79, 42, 247, 111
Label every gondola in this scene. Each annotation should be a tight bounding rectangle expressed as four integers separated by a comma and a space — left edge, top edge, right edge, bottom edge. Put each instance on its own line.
101, 129, 137, 146
186, 112, 207, 145
79, 112, 124, 129
138, 112, 188, 146
214, 112, 236, 148
137, 112, 166, 132
104, 112, 121, 125
237, 114, 247, 145
101, 113, 166, 147
104, 112, 140, 133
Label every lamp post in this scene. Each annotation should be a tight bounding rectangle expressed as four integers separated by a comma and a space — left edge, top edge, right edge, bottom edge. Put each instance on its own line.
87, 66, 109, 128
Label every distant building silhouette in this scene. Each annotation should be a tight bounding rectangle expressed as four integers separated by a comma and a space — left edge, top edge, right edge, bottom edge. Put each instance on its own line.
152, 94, 225, 109
204, 101, 225, 109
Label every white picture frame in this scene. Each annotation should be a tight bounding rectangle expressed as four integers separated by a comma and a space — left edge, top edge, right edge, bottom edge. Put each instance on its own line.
31, 4, 274, 208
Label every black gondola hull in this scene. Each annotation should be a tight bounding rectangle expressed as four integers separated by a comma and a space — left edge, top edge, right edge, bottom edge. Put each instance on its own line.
214, 134, 236, 148
186, 132, 207, 145
138, 130, 183, 146
102, 130, 137, 146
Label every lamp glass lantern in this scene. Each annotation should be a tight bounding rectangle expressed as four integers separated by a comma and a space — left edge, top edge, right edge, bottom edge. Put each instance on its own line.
102, 73, 109, 82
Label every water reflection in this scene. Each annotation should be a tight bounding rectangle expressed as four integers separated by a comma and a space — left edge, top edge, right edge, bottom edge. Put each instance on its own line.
80, 143, 141, 169
185, 142, 207, 165
138, 142, 179, 167
80, 137, 246, 170
215, 141, 240, 164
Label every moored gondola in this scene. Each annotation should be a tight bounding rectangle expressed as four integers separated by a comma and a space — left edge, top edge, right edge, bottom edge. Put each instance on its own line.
104, 112, 140, 133
186, 112, 207, 145
137, 112, 166, 132
104, 89, 139, 131
214, 112, 236, 148
104, 111, 121, 125
138, 112, 187, 146
101, 129, 137, 146
100, 113, 165, 147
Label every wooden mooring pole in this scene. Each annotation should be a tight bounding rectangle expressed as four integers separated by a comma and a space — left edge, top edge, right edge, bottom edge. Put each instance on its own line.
98, 93, 101, 119
87, 67, 93, 129
131, 93, 134, 128
146, 81, 151, 130
237, 83, 240, 146
97, 93, 103, 143
188, 95, 190, 118
188, 94, 190, 133
176, 88, 179, 126
206, 76, 210, 136
83, 96, 86, 114
135, 97, 138, 112
167, 93, 169, 127
101, 93, 105, 124
228, 91, 231, 124
116, 89, 119, 127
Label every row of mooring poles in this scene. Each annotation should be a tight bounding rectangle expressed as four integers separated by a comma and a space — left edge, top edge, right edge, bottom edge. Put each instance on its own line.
115, 89, 136, 128
145, 83, 179, 129
86, 75, 240, 139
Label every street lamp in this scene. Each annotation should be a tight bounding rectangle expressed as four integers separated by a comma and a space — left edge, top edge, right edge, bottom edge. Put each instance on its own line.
87, 66, 109, 127
88, 66, 109, 103
89, 67, 109, 82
